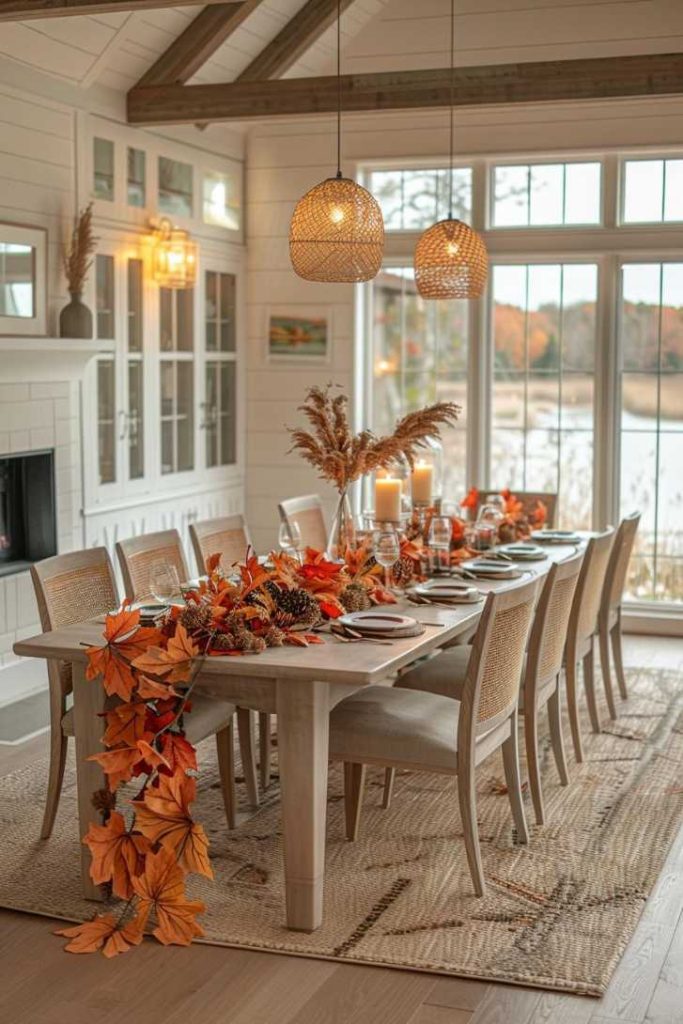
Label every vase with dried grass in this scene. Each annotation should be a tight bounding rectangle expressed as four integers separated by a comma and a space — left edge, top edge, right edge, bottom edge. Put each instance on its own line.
288, 384, 460, 558
60, 202, 98, 339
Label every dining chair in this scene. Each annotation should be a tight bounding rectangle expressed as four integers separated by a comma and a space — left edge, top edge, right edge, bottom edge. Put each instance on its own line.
31, 547, 239, 837
189, 513, 273, 796
117, 528, 262, 807
477, 490, 558, 528
189, 514, 251, 575
564, 528, 615, 762
116, 529, 190, 603
597, 512, 640, 706
278, 494, 328, 551
329, 577, 538, 896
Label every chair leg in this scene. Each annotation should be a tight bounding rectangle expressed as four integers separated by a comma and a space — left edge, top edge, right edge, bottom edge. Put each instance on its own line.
343, 762, 366, 841
457, 759, 485, 896
382, 767, 395, 809
236, 707, 259, 807
598, 625, 617, 720
502, 710, 529, 844
258, 712, 271, 792
565, 659, 584, 763
41, 725, 68, 840
611, 616, 628, 700
215, 719, 237, 830
524, 704, 544, 827
583, 647, 601, 734
547, 683, 569, 787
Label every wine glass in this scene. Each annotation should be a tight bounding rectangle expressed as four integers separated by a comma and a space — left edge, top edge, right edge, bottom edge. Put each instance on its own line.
149, 560, 181, 606
427, 515, 451, 575
373, 526, 400, 592
278, 518, 303, 561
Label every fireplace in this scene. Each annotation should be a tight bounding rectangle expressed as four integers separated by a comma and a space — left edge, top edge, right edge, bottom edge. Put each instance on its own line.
0, 449, 57, 577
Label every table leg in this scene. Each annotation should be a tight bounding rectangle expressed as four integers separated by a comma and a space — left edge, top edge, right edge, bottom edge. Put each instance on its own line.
72, 660, 107, 901
276, 678, 329, 932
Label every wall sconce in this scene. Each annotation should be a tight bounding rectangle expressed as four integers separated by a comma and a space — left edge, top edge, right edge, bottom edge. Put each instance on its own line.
150, 218, 197, 289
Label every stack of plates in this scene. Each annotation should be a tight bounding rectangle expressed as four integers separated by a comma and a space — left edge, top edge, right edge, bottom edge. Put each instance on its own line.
497, 543, 548, 562
135, 603, 169, 626
530, 530, 582, 545
412, 581, 483, 604
460, 558, 523, 580
336, 611, 424, 639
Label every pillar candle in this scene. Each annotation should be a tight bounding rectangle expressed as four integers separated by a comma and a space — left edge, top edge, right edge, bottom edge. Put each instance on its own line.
375, 476, 402, 522
411, 460, 433, 505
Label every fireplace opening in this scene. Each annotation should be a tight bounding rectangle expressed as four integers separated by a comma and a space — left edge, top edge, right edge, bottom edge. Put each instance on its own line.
0, 449, 57, 577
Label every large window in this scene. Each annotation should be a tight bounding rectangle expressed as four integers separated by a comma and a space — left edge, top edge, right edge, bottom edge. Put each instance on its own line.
492, 161, 601, 228
368, 167, 472, 231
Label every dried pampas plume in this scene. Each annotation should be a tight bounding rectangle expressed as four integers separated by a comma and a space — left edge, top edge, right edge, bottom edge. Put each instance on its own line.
288, 383, 460, 491
63, 202, 98, 294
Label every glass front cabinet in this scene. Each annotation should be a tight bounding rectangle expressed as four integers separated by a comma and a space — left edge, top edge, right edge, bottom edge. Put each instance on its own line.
83, 234, 243, 511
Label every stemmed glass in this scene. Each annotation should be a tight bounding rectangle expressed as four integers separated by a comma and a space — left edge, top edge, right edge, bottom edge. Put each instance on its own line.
278, 519, 303, 562
428, 515, 452, 575
149, 560, 182, 606
373, 526, 400, 593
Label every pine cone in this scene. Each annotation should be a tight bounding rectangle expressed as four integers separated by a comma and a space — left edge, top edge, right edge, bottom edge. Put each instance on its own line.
211, 632, 237, 652
340, 582, 372, 612
92, 788, 116, 815
179, 603, 212, 633
264, 626, 286, 647
392, 555, 415, 586
271, 587, 322, 629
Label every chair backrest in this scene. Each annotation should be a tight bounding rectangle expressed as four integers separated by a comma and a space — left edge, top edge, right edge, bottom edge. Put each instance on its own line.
116, 529, 189, 602
568, 528, 614, 647
189, 514, 251, 575
278, 494, 328, 551
462, 576, 539, 737
30, 547, 119, 698
526, 549, 584, 691
478, 490, 558, 528
601, 512, 641, 617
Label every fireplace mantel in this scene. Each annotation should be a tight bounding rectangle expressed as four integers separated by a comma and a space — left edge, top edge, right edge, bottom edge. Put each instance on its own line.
0, 338, 115, 382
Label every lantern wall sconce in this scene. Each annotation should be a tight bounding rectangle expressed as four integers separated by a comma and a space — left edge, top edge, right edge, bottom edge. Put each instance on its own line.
150, 218, 198, 289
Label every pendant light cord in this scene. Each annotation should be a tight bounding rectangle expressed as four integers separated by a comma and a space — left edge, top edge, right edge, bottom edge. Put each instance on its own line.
448, 0, 455, 219
336, 0, 342, 179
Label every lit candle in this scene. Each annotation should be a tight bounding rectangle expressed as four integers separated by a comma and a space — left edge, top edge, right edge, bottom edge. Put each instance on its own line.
375, 475, 402, 522
411, 460, 433, 505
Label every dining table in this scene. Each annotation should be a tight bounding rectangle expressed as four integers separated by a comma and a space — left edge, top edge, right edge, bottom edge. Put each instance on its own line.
13, 541, 582, 933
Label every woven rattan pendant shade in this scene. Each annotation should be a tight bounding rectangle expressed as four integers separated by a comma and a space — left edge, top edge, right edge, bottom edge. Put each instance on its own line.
290, 176, 384, 283
414, 218, 488, 299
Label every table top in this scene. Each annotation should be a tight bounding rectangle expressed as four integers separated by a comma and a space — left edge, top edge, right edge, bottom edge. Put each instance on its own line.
13, 543, 580, 687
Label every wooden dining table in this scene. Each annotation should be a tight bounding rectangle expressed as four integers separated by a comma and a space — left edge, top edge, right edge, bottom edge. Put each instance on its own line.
14, 542, 581, 933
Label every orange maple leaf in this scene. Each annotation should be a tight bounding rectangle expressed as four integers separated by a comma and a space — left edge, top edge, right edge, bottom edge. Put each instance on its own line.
159, 732, 198, 775
89, 739, 170, 792
131, 847, 206, 946
137, 674, 179, 700
205, 551, 222, 575
132, 624, 198, 685
102, 703, 150, 749
86, 609, 163, 702
56, 914, 143, 958
460, 486, 479, 510
83, 810, 150, 898
133, 773, 212, 879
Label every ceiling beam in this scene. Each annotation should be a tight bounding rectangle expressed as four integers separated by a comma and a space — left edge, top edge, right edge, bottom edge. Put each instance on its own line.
136, 1, 263, 88
0, 0, 230, 18
127, 51, 683, 125
237, 0, 355, 83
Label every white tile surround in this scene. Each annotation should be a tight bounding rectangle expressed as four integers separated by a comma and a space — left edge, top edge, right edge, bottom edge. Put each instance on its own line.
0, 379, 82, 667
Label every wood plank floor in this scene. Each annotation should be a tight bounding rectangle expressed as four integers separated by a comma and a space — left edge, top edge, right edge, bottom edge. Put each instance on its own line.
0, 635, 681, 1024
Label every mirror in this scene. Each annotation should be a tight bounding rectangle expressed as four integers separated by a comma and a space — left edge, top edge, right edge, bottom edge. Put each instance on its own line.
0, 224, 46, 336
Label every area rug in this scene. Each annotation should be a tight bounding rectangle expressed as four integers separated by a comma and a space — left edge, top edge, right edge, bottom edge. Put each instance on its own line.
1, 667, 682, 996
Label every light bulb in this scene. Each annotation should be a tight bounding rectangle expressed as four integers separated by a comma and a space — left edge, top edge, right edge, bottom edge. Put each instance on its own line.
329, 206, 345, 224
446, 241, 460, 256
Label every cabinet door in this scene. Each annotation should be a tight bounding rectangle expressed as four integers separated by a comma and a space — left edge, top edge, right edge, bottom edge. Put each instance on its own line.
203, 268, 238, 470
159, 286, 195, 476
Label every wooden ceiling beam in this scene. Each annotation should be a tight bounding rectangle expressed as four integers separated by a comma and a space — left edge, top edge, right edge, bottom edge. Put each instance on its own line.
0, 0, 229, 18
136, 1, 263, 88
127, 51, 683, 125
237, 0, 355, 83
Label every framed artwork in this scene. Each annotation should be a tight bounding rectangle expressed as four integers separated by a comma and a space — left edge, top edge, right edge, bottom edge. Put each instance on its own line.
266, 308, 331, 364
0, 223, 47, 337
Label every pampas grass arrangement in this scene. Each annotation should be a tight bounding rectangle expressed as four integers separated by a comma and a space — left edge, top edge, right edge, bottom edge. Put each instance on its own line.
63, 202, 97, 295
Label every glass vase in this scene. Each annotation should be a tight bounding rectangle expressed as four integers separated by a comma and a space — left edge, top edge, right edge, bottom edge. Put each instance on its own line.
327, 488, 356, 559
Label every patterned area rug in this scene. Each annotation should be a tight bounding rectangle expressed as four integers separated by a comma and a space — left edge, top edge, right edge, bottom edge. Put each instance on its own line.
1, 667, 682, 996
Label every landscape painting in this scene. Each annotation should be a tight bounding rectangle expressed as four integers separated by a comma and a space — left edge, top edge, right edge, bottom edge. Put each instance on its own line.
267, 310, 329, 362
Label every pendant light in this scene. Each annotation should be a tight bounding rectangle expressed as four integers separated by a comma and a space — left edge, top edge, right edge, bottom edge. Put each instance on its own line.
414, 0, 488, 300
289, 0, 384, 283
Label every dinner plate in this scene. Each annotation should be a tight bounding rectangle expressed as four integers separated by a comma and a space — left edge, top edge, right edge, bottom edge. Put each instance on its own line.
530, 530, 582, 544
413, 582, 483, 603
460, 559, 523, 579
338, 611, 418, 634
497, 543, 548, 561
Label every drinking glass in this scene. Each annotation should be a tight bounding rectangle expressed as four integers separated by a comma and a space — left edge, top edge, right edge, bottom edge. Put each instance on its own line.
485, 493, 506, 517
427, 515, 451, 575
373, 526, 400, 592
278, 519, 302, 561
149, 561, 181, 605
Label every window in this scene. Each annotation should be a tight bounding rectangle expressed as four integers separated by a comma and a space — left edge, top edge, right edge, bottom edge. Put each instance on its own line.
127, 147, 146, 208
370, 265, 468, 498
96, 255, 116, 486
204, 271, 237, 467
622, 159, 683, 224
159, 288, 194, 474
158, 157, 193, 218
203, 171, 240, 230
93, 138, 115, 201
127, 259, 144, 480
0, 244, 33, 317
490, 263, 597, 528
492, 162, 601, 227
368, 168, 472, 231
619, 263, 683, 603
